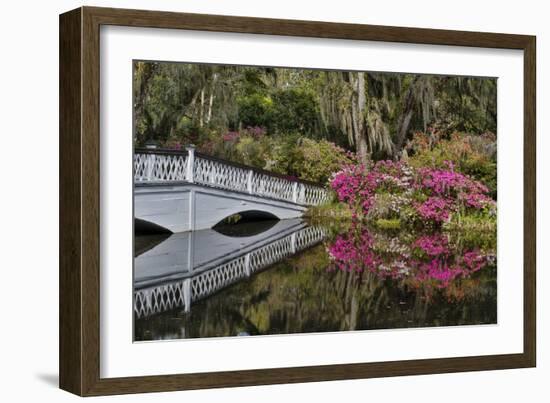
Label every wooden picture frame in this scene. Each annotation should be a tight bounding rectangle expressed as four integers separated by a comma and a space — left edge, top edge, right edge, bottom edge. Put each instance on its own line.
59, 6, 536, 396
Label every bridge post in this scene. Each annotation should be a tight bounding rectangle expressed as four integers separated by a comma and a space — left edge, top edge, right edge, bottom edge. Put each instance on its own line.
185, 145, 195, 183
247, 170, 253, 194
244, 253, 251, 276
144, 289, 152, 313
183, 278, 191, 312
292, 182, 298, 203
299, 183, 305, 204
146, 154, 155, 181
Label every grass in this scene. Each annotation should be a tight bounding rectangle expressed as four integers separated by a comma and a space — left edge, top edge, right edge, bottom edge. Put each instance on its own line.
374, 218, 401, 230
305, 202, 353, 219
443, 213, 496, 233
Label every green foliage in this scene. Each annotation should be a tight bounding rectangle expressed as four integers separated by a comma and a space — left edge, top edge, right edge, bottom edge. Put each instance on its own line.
305, 201, 352, 220
237, 86, 319, 136
237, 93, 274, 129
408, 131, 497, 198
435, 77, 497, 134
216, 214, 243, 225
198, 129, 355, 184
271, 88, 319, 135
375, 218, 401, 230
133, 61, 497, 162
444, 210, 497, 235
271, 138, 356, 184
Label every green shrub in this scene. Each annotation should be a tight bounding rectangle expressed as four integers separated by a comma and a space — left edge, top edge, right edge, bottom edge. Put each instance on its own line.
408, 131, 497, 198
195, 129, 354, 185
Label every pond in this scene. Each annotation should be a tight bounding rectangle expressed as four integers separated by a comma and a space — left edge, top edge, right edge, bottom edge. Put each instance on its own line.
134, 218, 496, 341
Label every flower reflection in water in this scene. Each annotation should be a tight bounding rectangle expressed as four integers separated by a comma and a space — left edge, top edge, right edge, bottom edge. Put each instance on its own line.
327, 224, 496, 300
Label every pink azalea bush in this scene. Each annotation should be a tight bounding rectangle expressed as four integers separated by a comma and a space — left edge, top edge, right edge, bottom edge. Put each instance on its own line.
330, 159, 495, 226
415, 196, 454, 222
330, 161, 411, 219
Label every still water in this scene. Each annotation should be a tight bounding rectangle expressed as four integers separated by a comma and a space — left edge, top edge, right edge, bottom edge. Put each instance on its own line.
134, 218, 496, 341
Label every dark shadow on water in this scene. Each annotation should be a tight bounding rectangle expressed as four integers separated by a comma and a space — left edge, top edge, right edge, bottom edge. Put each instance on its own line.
135, 218, 172, 235
134, 233, 171, 257
35, 373, 58, 387
213, 215, 279, 237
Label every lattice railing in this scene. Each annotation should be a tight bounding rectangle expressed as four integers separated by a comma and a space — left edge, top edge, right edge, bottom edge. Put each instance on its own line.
134, 147, 330, 206
134, 225, 327, 318
134, 281, 190, 319
134, 152, 188, 182
251, 173, 294, 202
193, 156, 250, 193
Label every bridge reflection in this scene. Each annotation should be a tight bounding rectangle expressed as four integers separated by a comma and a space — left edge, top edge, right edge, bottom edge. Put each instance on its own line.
134, 219, 327, 318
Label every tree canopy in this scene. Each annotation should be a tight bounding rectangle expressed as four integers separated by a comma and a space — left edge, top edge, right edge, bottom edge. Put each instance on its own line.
133, 61, 496, 163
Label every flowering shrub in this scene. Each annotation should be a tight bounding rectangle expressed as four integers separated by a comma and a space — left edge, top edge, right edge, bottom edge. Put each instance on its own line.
408, 130, 497, 198
414, 196, 454, 222
327, 228, 493, 289
331, 160, 411, 219
330, 159, 495, 226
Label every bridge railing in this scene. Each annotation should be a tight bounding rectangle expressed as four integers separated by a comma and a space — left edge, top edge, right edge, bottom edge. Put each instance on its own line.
134, 146, 330, 206
134, 224, 327, 318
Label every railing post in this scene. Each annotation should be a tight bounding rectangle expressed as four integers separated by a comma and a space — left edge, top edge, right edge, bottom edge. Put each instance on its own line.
299, 184, 305, 204
183, 279, 191, 312
146, 154, 155, 181
210, 164, 216, 184
247, 170, 253, 194
290, 232, 297, 254
245, 253, 251, 276
185, 144, 195, 183
144, 289, 152, 313
292, 182, 298, 203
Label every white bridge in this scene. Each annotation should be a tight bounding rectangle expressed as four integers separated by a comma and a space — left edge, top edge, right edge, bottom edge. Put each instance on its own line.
134, 219, 327, 318
134, 146, 330, 233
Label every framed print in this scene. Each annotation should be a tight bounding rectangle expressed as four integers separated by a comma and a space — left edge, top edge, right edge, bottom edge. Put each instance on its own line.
59, 6, 536, 396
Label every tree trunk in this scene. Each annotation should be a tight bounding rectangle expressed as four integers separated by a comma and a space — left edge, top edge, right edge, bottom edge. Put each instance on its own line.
199, 88, 205, 127
206, 73, 218, 125
206, 92, 214, 124
393, 78, 418, 157
351, 72, 369, 164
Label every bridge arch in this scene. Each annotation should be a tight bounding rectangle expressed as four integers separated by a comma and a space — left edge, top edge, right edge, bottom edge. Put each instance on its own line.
134, 183, 307, 233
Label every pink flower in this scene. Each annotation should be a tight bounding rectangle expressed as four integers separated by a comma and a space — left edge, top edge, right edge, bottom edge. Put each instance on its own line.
222, 131, 240, 142
415, 197, 453, 222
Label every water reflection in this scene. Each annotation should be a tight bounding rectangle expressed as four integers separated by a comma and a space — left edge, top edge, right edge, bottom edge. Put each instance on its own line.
134, 219, 496, 341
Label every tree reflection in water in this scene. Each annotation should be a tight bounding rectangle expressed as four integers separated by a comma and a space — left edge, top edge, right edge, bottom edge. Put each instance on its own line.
134, 220, 496, 341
